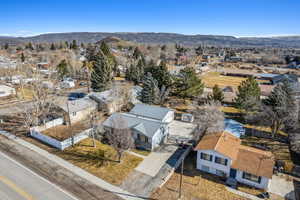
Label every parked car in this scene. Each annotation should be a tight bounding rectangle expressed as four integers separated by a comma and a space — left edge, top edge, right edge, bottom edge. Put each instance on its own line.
68, 92, 87, 101
257, 192, 270, 199
79, 82, 87, 86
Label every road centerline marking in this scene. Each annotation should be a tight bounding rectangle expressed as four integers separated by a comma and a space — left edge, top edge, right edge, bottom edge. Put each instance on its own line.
0, 176, 35, 200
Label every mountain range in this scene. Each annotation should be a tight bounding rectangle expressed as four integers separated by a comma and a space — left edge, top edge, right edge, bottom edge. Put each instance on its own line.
1, 32, 300, 48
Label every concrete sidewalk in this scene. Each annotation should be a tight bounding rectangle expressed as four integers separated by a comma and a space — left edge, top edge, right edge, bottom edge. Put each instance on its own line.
135, 144, 178, 177
0, 131, 145, 200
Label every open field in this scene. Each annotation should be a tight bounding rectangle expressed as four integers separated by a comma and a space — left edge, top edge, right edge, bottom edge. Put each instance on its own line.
221, 106, 242, 114
201, 72, 246, 89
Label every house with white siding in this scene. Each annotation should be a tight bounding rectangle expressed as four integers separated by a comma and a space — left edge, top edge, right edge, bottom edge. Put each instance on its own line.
58, 97, 98, 124
195, 132, 274, 190
103, 104, 174, 151
0, 84, 16, 97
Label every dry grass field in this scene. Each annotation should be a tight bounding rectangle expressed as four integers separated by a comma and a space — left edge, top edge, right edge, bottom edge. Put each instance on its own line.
201, 72, 246, 89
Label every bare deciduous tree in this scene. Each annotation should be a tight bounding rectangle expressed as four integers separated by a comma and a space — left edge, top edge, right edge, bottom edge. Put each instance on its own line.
246, 81, 298, 138
88, 110, 101, 148
18, 67, 63, 133
193, 101, 225, 140
106, 115, 135, 162
110, 82, 134, 110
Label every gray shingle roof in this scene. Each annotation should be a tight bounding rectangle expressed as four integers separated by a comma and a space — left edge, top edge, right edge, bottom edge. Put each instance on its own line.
129, 104, 172, 121
102, 113, 163, 138
58, 98, 98, 113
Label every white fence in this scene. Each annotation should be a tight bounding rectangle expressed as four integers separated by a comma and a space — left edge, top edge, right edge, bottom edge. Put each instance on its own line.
30, 128, 92, 150
32, 118, 64, 132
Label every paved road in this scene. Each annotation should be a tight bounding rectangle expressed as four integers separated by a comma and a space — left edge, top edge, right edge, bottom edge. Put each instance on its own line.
0, 151, 78, 200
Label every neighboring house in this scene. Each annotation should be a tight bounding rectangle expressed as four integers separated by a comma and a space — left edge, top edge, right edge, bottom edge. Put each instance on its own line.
89, 86, 142, 114
90, 90, 122, 114
37, 62, 50, 69
222, 86, 237, 103
60, 78, 75, 89
0, 85, 16, 97
168, 65, 186, 75
291, 82, 300, 99
225, 56, 243, 62
259, 84, 275, 99
6, 75, 34, 84
129, 103, 174, 123
195, 132, 274, 189
103, 104, 174, 151
224, 119, 245, 138
256, 73, 298, 85
58, 97, 98, 124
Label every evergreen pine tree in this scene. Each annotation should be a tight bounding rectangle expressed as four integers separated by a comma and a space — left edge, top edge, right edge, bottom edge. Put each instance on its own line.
65, 41, 69, 49
21, 53, 25, 62
234, 76, 261, 111
174, 67, 204, 99
208, 85, 224, 102
195, 46, 203, 56
4, 43, 9, 50
99, 41, 117, 73
91, 51, 113, 92
135, 58, 145, 83
125, 64, 134, 82
146, 60, 172, 88
261, 80, 297, 137
71, 40, 78, 49
139, 73, 159, 104
86, 44, 98, 62
56, 59, 69, 79
50, 43, 56, 50
26, 42, 34, 50
133, 47, 142, 60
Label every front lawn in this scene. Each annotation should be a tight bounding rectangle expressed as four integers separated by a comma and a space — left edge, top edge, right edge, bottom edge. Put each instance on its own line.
151, 152, 247, 200
131, 148, 151, 156
56, 138, 143, 185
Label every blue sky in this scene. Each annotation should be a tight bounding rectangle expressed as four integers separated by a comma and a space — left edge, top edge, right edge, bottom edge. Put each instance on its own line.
1, 0, 300, 37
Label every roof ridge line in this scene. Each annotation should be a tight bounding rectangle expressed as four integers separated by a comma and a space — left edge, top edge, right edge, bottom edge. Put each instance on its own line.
214, 131, 225, 151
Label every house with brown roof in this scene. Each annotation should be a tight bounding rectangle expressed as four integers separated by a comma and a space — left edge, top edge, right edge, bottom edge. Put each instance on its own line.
195, 132, 274, 189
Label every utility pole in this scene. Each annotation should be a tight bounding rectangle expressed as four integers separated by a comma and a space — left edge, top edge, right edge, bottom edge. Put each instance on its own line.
66, 100, 74, 146
178, 156, 185, 199
90, 111, 97, 148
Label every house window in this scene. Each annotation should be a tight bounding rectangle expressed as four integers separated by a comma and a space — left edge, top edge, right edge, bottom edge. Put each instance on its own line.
215, 156, 228, 166
201, 165, 210, 172
137, 134, 148, 143
200, 152, 212, 161
242, 172, 261, 183
216, 169, 226, 177
72, 112, 76, 116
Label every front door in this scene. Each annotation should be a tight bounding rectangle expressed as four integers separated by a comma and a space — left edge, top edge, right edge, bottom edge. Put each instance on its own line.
229, 168, 237, 178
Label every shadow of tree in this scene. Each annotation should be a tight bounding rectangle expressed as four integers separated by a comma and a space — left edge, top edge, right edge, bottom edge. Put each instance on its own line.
62, 149, 119, 167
